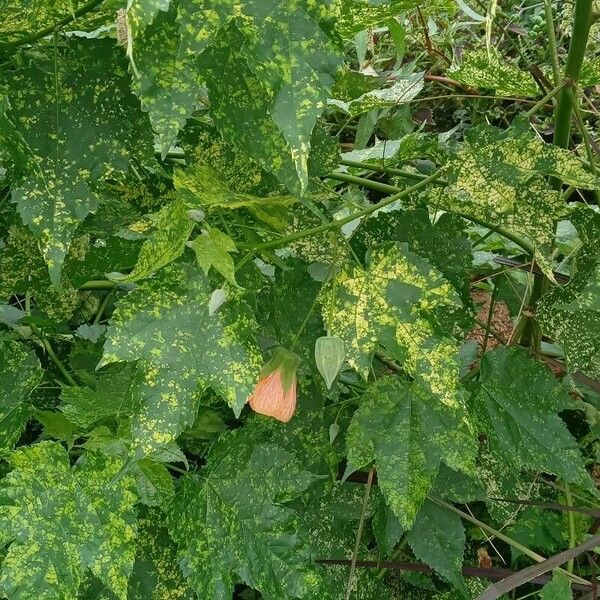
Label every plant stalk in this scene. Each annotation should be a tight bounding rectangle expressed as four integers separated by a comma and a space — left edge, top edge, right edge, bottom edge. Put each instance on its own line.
523, 80, 569, 119
246, 171, 534, 253
564, 483, 577, 573
345, 468, 375, 600
0, 0, 106, 52
544, 0, 561, 86
328, 172, 402, 195
30, 324, 77, 386
553, 0, 594, 150
242, 169, 445, 253
339, 159, 448, 184
80, 280, 117, 291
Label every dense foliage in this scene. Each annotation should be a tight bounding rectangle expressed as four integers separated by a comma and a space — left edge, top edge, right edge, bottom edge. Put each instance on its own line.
0, 1, 599, 598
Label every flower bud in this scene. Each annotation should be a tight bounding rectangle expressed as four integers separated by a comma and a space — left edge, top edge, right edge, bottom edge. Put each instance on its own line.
247, 348, 300, 423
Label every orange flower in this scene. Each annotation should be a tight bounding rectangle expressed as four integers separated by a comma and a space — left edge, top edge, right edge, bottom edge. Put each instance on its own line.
247, 348, 300, 423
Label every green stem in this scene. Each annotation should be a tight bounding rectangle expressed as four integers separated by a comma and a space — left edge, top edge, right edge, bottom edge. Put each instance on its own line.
564, 483, 577, 573
428, 496, 590, 587
523, 80, 569, 119
30, 324, 77, 386
93, 292, 112, 325
376, 538, 408, 580
481, 284, 499, 355
241, 170, 445, 253
0, 0, 106, 52
567, 87, 600, 204
345, 468, 375, 600
553, 0, 594, 150
316, 172, 534, 255
79, 280, 117, 291
328, 172, 401, 195
339, 159, 447, 184
544, 0, 562, 86
516, 274, 545, 351
289, 293, 321, 352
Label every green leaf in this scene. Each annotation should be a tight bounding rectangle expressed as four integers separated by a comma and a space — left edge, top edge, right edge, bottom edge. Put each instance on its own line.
60, 362, 143, 429
539, 207, 600, 379
372, 493, 403, 557
0, 0, 124, 45
126, 0, 171, 39
101, 264, 261, 454
189, 227, 238, 286
449, 48, 538, 96
427, 123, 589, 279
346, 378, 475, 528
0, 442, 138, 600
175, 162, 295, 231
474, 347, 591, 487
322, 242, 465, 409
351, 206, 473, 303
333, 0, 451, 39
128, 3, 202, 155
329, 72, 424, 116
0, 335, 42, 455
406, 500, 466, 591
110, 199, 194, 283
0, 221, 80, 322
179, 2, 341, 193
580, 58, 600, 87
128, 509, 196, 600
540, 571, 573, 600
83, 426, 178, 509
129, 0, 343, 192
34, 409, 80, 445
506, 507, 564, 556
299, 482, 386, 599
5, 39, 155, 283
79, 508, 195, 600
0, 95, 33, 174
167, 425, 321, 599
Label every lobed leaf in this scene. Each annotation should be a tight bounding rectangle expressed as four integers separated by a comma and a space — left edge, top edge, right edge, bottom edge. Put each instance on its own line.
346, 377, 475, 528
473, 347, 591, 488
406, 500, 467, 591
0, 442, 138, 600
167, 423, 322, 599
0, 335, 42, 456
449, 48, 538, 96
322, 242, 466, 409
110, 199, 194, 283
426, 123, 594, 279
4, 39, 155, 283
538, 207, 600, 379
101, 264, 262, 454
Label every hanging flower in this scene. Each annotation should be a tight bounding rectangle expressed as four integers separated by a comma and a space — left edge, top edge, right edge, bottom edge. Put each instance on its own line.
247, 348, 300, 423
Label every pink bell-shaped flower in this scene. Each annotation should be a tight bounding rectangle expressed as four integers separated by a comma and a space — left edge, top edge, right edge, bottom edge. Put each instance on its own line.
247, 348, 300, 423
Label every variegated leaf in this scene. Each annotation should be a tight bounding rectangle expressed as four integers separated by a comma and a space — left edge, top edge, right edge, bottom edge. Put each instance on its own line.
427, 123, 599, 279
322, 242, 465, 409
0, 442, 138, 600
450, 48, 538, 96
0, 335, 42, 456
346, 377, 475, 528
4, 39, 155, 283
539, 207, 600, 379
102, 264, 261, 454
474, 347, 592, 488
167, 423, 321, 599
110, 199, 194, 283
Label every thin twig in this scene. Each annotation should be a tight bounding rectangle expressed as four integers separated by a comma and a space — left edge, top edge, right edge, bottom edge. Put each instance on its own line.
345, 468, 375, 600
